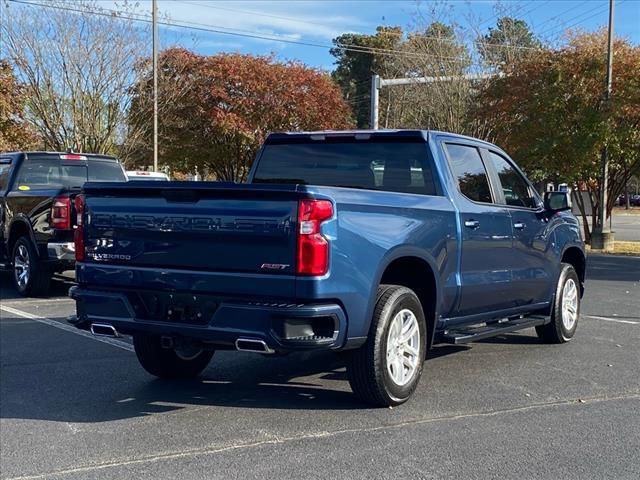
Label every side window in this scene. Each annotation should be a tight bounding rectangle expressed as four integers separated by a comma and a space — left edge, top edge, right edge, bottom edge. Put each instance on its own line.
488, 152, 536, 208
444, 143, 492, 203
0, 163, 12, 192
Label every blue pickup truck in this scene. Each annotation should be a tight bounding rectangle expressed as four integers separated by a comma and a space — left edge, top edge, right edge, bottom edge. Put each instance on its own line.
69, 130, 585, 406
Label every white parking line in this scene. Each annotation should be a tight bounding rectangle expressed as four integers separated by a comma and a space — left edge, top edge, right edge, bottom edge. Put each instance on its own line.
0, 297, 74, 307
583, 314, 639, 325
0, 305, 134, 352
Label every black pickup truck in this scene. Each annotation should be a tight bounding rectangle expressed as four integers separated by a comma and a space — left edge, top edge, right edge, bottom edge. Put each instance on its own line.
0, 152, 126, 296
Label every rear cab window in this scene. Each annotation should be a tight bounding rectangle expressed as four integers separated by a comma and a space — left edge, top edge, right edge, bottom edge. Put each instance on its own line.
12, 154, 126, 190
253, 137, 440, 196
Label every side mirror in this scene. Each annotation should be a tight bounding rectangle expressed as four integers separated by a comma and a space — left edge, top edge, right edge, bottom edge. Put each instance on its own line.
544, 191, 572, 212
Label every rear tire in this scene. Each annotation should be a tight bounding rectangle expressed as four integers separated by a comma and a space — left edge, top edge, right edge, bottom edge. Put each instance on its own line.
348, 285, 427, 407
133, 335, 214, 379
536, 263, 580, 343
12, 236, 51, 297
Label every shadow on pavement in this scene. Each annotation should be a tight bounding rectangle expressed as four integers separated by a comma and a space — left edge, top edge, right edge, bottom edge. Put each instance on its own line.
0, 271, 75, 301
0, 317, 476, 422
476, 333, 543, 345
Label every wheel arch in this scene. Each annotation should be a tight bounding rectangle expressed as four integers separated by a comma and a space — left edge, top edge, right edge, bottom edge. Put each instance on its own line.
8, 218, 38, 258
560, 246, 586, 297
371, 247, 440, 350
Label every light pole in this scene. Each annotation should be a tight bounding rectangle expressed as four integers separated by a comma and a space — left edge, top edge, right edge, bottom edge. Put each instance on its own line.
592, 0, 615, 250
152, 0, 158, 172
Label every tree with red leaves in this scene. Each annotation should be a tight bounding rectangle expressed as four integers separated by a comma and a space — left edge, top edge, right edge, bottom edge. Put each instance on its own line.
128, 49, 353, 180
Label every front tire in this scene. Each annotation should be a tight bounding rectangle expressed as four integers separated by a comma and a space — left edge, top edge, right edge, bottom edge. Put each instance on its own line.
348, 285, 427, 407
133, 335, 214, 379
536, 263, 581, 343
12, 236, 51, 297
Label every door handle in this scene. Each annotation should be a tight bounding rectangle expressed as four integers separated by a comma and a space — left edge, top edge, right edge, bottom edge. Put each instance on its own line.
514, 222, 526, 230
464, 220, 480, 229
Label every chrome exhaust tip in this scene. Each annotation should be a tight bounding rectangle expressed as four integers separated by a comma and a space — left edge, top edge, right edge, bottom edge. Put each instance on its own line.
235, 338, 274, 354
90, 323, 120, 337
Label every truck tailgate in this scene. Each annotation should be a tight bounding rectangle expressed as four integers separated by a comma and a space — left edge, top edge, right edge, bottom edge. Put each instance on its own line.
82, 182, 299, 276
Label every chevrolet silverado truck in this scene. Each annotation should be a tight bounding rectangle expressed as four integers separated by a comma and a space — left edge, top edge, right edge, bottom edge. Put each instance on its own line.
0, 152, 126, 296
69, 130, 585, 406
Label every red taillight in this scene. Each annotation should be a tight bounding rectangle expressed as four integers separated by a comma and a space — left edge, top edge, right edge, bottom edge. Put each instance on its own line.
296, 199, 333, 276
51, 196, 71, 229
74, 195, 85, 262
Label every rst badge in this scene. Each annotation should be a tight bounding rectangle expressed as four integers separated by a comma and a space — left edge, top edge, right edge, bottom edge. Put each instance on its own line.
260, 263, 289, 271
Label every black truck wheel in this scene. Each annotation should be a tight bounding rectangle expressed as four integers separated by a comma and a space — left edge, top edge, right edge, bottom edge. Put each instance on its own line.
133, 335, 214, 379
348, 285, 427, 407
536, 263, 581, 343
12, 236, 51, 297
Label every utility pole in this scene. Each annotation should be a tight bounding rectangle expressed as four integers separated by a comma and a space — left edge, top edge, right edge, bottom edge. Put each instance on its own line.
152, 0, 158, 172
593, 0, 615, 250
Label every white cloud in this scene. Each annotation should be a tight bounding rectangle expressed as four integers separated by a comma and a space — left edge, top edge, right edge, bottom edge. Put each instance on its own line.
157, 0, 369, 41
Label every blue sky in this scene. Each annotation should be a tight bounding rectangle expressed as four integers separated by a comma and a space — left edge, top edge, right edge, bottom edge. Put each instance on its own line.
11, 0, 640, 70
147, 0, 640, 69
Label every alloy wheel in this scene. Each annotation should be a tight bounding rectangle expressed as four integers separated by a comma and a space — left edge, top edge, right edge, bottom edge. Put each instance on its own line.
386, 308, 421, 386
14, 245, 30, 291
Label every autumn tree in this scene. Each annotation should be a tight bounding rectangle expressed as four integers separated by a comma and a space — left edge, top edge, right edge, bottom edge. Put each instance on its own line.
1, 0, 148, 154
476, 31, 640, 241
128, 49, 353, 181
0, 60, 36, 150
330, 26, 404, 128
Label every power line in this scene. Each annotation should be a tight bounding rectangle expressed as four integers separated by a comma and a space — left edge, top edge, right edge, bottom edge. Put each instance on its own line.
12, 0, 545, 57
556, 0, 628, 36
531, 1, 589, 32
519, 0, 552, 19
538, 1, 609, 38
181, 0, 335, 30
10, 0, 617, 63
477, 0, 531, 28
183, 0, 509, 51
6, 0, 465, 62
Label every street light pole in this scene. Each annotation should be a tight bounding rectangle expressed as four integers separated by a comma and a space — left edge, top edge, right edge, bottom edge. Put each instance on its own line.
152, 0, 158, 172
593, 0, 615, 250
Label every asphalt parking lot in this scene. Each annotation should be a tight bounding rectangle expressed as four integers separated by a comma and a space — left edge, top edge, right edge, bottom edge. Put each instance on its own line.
578, 212, 640, 242
1, 255, 639, 480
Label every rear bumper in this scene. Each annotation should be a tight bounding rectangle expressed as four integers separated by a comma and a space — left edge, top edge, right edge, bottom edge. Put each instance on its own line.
69, 286, 348, 352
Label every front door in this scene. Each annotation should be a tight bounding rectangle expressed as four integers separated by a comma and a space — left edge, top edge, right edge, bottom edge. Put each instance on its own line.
483, 150, 554, 306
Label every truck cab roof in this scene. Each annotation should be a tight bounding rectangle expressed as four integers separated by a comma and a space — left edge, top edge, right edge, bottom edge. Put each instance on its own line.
264, 129, 499, 149
0, 151, 119, 161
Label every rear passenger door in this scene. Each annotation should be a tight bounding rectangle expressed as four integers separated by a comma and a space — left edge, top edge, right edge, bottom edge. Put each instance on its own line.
442, 142, 516, 318
483, 150, 554, 306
